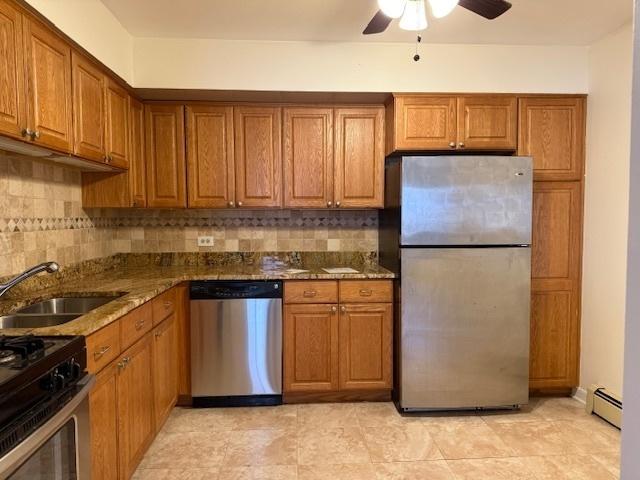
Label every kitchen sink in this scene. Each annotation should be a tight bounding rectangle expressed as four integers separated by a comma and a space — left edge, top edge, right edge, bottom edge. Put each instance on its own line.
0, 313, 81, 329
15, 296, 120, 315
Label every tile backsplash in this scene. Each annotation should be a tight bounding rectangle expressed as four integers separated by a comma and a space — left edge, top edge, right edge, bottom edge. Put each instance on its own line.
0, 154, 378, 277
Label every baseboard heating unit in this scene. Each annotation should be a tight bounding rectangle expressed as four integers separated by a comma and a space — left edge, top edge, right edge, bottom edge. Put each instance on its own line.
586, 384, 622, 429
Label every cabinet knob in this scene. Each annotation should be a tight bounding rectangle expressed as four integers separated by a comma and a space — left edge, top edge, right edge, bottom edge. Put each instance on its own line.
33, 130, 40, 140
228, 201, 235, 208
331, 306, 337, 313
449, 142, 456, 148
340, 306, 347, 313
21, 128, 33, 139
237, 201, 243, 207
458, 142, 465, 148
335, 201, 341, 208
326, 201, 333, 207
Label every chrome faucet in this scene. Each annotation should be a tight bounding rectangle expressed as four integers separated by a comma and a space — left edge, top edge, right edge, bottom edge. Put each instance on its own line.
0, 262, 60, 298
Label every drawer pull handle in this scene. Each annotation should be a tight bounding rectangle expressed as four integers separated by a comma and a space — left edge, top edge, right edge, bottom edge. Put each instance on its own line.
164, 301, 173, 308
135, 319, 145, 331
93, 346, 111, 361
359, 289, 373, 296
303, 290, 317, 298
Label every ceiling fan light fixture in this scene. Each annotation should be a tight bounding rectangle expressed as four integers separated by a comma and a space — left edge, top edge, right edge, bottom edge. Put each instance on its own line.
399, 0, 428, 31
428, 0, 459, 18
377, 0, 407, 19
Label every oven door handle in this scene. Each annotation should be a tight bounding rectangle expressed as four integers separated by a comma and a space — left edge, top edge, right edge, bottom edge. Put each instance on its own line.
0, 374, 96, 478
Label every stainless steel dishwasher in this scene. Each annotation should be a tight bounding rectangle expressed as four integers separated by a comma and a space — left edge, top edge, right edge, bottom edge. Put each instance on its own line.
190, 281, 283, 407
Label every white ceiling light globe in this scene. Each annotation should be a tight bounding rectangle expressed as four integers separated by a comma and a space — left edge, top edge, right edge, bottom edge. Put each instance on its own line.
399, 0, 428, 31
378, 0, 407, 18
428, 0, 459, 18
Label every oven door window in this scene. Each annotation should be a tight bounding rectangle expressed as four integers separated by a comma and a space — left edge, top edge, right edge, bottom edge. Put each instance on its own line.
8, 418, 77, 480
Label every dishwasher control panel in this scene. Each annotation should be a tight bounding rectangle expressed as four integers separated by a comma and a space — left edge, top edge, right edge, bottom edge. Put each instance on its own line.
190, 281, 282, 300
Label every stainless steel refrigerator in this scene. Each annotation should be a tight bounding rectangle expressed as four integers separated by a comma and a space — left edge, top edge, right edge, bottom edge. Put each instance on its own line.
379, 156, 533, 411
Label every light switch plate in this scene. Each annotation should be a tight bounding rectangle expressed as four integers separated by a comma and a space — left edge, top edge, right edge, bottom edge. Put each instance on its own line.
197, 236, 214, 247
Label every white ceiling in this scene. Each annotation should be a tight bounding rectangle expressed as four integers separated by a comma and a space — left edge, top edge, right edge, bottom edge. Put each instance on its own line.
100, 0, 632, 46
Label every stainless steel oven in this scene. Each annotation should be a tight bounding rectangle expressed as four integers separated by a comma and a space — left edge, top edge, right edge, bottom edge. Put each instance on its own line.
0, 375, 94, 479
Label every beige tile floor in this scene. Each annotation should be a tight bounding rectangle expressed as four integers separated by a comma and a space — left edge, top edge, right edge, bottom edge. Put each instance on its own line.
133, 397, 621, 480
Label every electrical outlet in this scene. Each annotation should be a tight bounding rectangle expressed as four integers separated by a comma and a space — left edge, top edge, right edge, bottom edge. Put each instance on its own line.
197, 236, 214, 247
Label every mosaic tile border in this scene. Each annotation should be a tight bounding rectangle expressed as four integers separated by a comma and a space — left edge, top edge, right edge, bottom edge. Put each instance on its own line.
0, 212, 379, 233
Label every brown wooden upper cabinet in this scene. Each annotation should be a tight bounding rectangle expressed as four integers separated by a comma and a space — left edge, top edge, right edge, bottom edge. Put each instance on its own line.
129, 98, 146, 207
22, 15, 73, 152
457, 96, 518, 150
145, 104, 187, 208
0, 0, 26, 140
105, 78, 130, 169
518, 97, 585, 181
386, 94, 517, 154
234, 106, 282, 208
72, 52, 105, 162
283, 107, 334, 208
186, 105, 234, 208
334, 107, 385, 208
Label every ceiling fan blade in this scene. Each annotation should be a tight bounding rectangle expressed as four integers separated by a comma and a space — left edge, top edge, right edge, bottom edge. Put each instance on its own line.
458, 0, 512, 19
363, 10, 393, 35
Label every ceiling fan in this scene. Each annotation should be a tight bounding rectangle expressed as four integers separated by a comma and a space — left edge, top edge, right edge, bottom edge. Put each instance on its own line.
363, 0, 512, 35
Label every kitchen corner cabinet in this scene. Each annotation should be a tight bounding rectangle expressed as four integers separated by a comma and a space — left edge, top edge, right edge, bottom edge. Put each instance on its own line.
529, 181, 583, 390
186, 105, 234, 208
386, 94, 517, 154
145, 104, 187, 208
283, 280, 393, 399
334, 107, 385, 208
0, 0, 26, 139
234, 106, 282, 208
23, 15, 73, 152
518, 97, 586, 181
152, 313, 178, 431
72, 52, 105, 162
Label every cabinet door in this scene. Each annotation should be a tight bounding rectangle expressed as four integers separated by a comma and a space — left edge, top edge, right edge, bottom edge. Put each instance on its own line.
118, 335, 155, 480
152, 314, 178, 431
339, 303, 392, 391
23, 16, 73, 152
283, 107, 333, 208
89, 361, 119, 480
392, 95, 457, 151
71, 52, 105, 162
234, 106, 282, 208
175, 283, 191, 404
334, 107, 384, 208
530, 181, 583, 389
284, 304, 339, 392
145, 104, 187, 208
186, 105, 234, 208
105, 79, 129, 169
457, 96, 517, 150
0, 0, 26, 139
129, 97, 146, 207
518, 97, 585, 181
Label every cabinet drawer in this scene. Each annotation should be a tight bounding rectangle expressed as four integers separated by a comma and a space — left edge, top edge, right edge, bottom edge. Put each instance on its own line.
120, 302, 153, 351
153, 288, 176, 325
86, 320, 121, 373
284, 281, 338, 304
339, 280, 392, 303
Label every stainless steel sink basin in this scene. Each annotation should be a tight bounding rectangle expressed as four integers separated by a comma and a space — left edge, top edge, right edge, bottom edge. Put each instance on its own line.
0, 313, 81, 329
16, 296, 119, 315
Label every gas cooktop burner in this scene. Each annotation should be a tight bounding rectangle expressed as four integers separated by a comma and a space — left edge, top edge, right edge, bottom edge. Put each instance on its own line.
0, 336, 47, 362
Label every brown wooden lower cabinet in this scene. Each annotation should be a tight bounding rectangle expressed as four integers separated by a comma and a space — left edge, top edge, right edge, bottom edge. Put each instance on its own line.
283, 280, 393, 400
152, 313, 178, 430
117, 334, 155, 480
339, 303, 392, 391
89, 361, 119, 480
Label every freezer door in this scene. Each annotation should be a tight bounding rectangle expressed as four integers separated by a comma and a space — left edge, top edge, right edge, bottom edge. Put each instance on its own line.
399, 247, 530, 410
401, 156, 532, 246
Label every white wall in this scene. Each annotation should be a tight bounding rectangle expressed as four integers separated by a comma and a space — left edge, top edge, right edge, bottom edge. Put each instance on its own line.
621, 4, 640, 478
24, 0, 133, 83
133, 37, 589, 93
580, 24, 633, 397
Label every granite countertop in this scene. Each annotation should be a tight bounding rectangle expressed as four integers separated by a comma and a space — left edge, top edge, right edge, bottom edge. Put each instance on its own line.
0, 259, 394, 337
